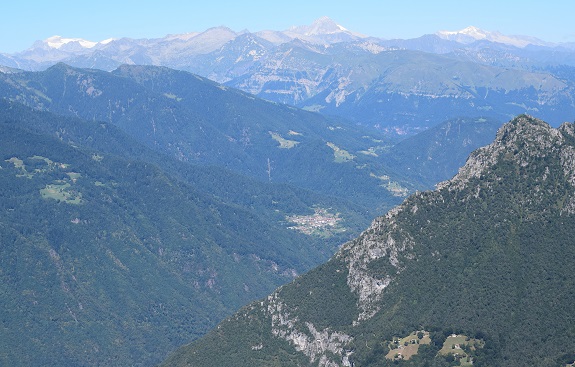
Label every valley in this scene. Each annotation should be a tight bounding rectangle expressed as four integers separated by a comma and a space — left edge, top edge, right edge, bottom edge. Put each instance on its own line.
0, 15, 574, 367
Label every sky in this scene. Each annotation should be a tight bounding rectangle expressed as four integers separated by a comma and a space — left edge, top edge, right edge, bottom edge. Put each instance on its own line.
1, 0, 574, 53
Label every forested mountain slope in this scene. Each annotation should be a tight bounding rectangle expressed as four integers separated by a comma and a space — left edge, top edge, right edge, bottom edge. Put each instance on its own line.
161, 115, 575, 367
382, 116, 502, 187
0, 100, 372, 366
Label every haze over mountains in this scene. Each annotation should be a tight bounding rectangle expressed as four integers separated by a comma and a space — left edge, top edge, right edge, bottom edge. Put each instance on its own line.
0, 63, 416, 213
2, 17, 575, 133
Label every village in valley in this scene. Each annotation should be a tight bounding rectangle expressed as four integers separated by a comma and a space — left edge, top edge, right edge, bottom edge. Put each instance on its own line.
286, 207, 345, 237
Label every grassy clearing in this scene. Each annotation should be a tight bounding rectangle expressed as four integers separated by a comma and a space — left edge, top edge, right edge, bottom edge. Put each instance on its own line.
66, 172, 82, 182
30, 155, 54, 165
370, 172, 391, 181
370, 172, 409, 197
6, 155, 84, 204
269, 131, 300, 149
359, 149, 378, 157
438, 334, 484, 366
163, 93, 183, 101
5, 157, 31, 177
6, 157, 25, 169
30, 155, 70, 169
326, 142, 355, 163
359, 146, 389, 157
385, 331, 431, 361
385, 181, 409, 197
6, 155, 71, 178
40, 183, 83, 204
387, 344, 420, 360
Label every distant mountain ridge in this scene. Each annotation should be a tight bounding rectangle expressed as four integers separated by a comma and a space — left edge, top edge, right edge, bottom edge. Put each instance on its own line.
1, 18, 570, 70
435, 25, 553, 47
2, 18, 575, 133
34, 35, 116, 50
5, 19, 565, 57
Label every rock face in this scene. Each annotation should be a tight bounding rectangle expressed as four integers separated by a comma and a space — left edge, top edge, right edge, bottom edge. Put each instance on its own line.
339, 209, 415, 322
160, 115, 575, 367
439, 115, 575, 191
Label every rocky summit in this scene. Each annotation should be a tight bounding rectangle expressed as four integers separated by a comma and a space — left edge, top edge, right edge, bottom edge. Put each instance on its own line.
161, 115, 575, 367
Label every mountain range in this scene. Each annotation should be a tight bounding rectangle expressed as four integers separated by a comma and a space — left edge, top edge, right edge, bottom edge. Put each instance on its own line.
2, 17, 575, 133
1, 17, 574, 367
160, 115, 575, 367
435, 25, 554, 47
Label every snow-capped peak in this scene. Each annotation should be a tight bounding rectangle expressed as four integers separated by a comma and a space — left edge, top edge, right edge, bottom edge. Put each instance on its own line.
287, 16, 364, 38
100, 38, 115, 45
438, 26, 488, 40
44, 36, 97, 49
436, 26, 551, 48
41, 36, 116, 50
305, 16, 348, 35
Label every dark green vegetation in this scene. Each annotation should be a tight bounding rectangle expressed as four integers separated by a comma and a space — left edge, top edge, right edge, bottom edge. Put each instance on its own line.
161, 115, 575, 367
0, 100, 377, 366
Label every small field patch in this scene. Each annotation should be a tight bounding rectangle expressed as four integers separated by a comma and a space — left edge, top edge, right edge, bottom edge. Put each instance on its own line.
370, 172, 409, 197
41, 183, 83, 204
438, 334, 484, 366
326, 142, 355, 163
359, 146, 389, 157
269, 131, 300, 149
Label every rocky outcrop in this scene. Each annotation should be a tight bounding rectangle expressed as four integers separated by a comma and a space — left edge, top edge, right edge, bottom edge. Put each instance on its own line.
439, 115, 575, 192
339, 206, 415, 321
265, 292, 354, 366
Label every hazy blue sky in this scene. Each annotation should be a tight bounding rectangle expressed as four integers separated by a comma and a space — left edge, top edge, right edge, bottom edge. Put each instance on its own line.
2, 0, 573, 53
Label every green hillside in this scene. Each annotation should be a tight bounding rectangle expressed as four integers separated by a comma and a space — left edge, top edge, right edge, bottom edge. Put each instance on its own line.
0, 101, 373, 366
0, 63, 407, 214
160, 115, 575, 367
